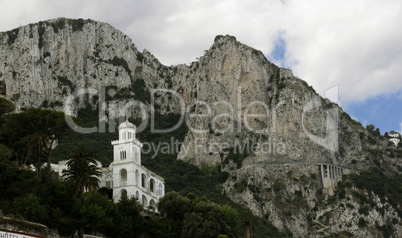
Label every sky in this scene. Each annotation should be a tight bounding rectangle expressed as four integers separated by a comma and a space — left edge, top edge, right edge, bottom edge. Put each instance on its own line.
0, 0, 401, 134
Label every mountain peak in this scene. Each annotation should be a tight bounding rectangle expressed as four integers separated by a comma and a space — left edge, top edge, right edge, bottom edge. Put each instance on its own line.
214, 34, 237, 43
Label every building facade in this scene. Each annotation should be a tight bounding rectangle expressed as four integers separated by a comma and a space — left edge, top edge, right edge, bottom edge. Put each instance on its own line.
58, 120, 165, 211
109, 120, 164, 210
389, 132, 401, 146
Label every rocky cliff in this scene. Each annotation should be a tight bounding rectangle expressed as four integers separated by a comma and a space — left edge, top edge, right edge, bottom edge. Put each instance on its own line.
1, 18, 400, 237
0, 18, 388, 167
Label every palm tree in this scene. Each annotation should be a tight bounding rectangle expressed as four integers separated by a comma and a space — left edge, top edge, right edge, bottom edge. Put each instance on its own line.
62, 145, 102, 196
23, 132, 48, 178
240, 209, 253, 238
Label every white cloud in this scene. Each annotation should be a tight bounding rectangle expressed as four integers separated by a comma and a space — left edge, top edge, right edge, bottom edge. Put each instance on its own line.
0, 0, 401, 104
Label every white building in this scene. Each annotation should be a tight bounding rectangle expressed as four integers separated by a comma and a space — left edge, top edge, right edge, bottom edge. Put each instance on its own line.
58, 120, 165, 211
389, 132, 401, 146
390, 138, 400, 146
109, 120, 164, 209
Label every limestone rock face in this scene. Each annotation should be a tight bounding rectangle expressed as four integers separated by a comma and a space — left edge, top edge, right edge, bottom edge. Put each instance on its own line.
1, 20, 345, 167
0, 19, 372, 169
1, 19, 400, 237
222, 164, 401, 237
174, 36, 368, 170
0, 19, 136, 112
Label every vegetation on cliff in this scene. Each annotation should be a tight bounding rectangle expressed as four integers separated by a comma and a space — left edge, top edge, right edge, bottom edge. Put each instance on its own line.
0, 100, 287, 237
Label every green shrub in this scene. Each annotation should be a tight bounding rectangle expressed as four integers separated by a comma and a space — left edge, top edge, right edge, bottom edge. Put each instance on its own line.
344, 168, 402, 216
373, 158, 381, 167
272, 178, 283, 192
41, 99, 49, 108
278, 82, 286, 90
136, 52, 144, 62
323, 211, 331, 224
57, 76, 75, 91
38, 22, 46, 49
6, 28, 19, 44
68, 18, 86, 32
221, 146, 250, 169
110, 57, 132, 76
358, 206, 369, 216
14, 194, 49, 223
368, 136, 376, 144
376, 222, 394, 238
338, 188, 346, 199
358, 217, 366, 228
50, 18, 66, 33
10, 93, 20, 101
346, 203, 354, 209
43, 51, 51, 58
49, 101, 63, 108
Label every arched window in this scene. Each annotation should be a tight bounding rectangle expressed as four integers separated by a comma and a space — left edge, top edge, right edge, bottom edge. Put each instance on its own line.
141, 173, 146, 188
149, 199, 156, 210
150, 178, 155, 193
158, 183, 163, 196
142, 195, 148, 207
106, 175, 112, 188
120, 169, 127, 186
121, 189, 127, 199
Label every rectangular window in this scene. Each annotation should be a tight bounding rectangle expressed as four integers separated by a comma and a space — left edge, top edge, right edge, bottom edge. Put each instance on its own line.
120, 151, 126, 160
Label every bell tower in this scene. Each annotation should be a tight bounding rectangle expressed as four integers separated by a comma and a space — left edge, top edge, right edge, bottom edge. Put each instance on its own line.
111, 119, 142, 202
110, 119, 165, 211
112, 119, 142, 164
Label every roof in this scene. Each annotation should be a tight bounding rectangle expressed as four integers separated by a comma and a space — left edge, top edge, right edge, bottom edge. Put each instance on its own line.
118, 119, 136, 130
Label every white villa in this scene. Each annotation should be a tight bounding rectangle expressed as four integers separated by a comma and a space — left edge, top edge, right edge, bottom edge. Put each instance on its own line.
389, 132, 401, 146
57, 120, 165, 211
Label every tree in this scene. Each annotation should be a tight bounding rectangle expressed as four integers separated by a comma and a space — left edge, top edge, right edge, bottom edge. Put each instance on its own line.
13, 193, 49, 223
384, 132, 389, 138
158, 192, 230, 238
110, 196, 144, 237
0, 108, 71, 178
23, 125, 51, 178
0, 144, 13, 161
240, 209, 253, 238
78, 191, 114, 235
181, 201, 227, 238
158, 192, 192, 221
0, 98, 14, 122
220, 204, 241, 236
366, 124, 381, 137
62, 145, 101, 196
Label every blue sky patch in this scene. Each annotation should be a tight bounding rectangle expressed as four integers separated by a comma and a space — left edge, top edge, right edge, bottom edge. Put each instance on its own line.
343, 90, 402, 134
268, 34, 287, 66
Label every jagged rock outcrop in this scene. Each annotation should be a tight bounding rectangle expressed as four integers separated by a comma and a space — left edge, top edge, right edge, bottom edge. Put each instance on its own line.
0, 18, 389, 168
1, 18, 400, 237
222, 164, 401, 237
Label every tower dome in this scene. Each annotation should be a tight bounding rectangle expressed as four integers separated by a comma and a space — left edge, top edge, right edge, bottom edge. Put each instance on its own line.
118, 119, 136, 130
117, 119, 137, 141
